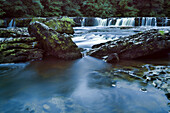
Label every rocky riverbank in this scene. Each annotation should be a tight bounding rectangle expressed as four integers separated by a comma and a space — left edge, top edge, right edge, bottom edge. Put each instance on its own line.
0, 17, 82, 63
88, 29, 170, 63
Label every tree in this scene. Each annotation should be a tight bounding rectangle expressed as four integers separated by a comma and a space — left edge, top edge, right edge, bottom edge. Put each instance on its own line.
118, 0, 139, 17
41, 0, 62, 17
0, 0, 6, 18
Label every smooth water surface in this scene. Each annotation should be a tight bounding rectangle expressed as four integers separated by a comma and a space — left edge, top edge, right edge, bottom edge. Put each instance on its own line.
0, 57, 169, 113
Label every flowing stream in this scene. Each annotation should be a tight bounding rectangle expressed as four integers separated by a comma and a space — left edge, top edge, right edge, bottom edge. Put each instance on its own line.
0, 22, 169, 112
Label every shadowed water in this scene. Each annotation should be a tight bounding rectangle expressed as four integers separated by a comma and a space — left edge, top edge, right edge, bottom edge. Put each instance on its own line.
0, 56, 169, 113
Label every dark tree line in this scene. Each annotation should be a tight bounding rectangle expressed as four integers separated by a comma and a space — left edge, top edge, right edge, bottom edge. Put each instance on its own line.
0, 0, 169, 18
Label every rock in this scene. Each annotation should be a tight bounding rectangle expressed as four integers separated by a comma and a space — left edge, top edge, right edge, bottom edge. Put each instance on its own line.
0, 37, 43, 63
0, 19, 6, 28
28, 21, 82, 60
88, 29, 170, 62
0, 28, 30, 38
15, 18, 32, 27
30, 17, 47, 24
45, 18, 74, 34
43, 104, 50, 110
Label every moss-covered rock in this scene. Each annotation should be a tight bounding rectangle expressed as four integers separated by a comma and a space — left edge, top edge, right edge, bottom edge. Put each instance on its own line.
0, 28, 30, 38
28, 21, 82, 60
88, 29, 170, 63
0, 36, 43, 63
0, 19, 6, 28
45, 18, 74, 34
0, 48, 43, 63
15, 18, 32, 27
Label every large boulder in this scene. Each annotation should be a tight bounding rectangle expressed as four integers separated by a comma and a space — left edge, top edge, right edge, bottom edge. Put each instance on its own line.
0, 37, 43, 63
88, 29, 170, 63
28, 21, 82, 60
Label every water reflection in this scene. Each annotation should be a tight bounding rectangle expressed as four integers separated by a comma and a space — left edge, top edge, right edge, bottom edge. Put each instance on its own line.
0, 56, 169, 113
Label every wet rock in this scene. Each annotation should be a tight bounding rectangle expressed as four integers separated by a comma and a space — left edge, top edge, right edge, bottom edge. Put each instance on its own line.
140, 87, 147, 92
43, 104, 50, 110
0, 37, 43, 63
28, 21, 82, 60
106, 53, 119, 63
88, 29, 170, 62
0, 28, 30, 38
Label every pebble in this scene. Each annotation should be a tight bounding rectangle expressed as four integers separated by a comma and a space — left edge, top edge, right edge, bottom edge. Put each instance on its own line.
43, 104, 50, 110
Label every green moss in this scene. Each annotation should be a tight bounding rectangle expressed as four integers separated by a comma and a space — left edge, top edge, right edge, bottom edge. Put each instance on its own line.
61, 17, 75, 26
159, 30, 164, 35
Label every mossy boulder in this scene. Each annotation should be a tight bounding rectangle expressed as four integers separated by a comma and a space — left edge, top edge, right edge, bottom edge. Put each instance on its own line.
88, 29, 170, 63
45, 18, 75, 34
28, 21, 82, 60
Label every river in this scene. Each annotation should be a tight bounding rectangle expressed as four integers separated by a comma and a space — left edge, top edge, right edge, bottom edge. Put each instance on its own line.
0, 24, 169, 113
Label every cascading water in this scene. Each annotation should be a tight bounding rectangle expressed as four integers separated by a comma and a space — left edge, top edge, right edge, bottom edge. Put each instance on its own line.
95, 18, 107, 26
72, 17, 169, 27
108, 18, 116, 26
141, 17, 157, 26
81, 17, 86, 27
121, 18, 135, 26
8, 19, 16, 28
115, 18, 122, 26
115, 18, 135, 26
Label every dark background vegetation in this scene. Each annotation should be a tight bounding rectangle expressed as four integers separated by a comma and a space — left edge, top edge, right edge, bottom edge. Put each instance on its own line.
0, 0, 169, 18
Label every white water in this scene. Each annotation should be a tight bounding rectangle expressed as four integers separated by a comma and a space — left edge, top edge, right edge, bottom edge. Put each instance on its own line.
95, 18, 107, 26
142, 17, 157, 26
81, 17, 86, 27
115, 18, 135, 26
115, 18, 122, 26
76, 17, 164, 27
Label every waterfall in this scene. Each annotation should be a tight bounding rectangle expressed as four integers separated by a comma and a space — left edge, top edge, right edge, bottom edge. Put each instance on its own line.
141, 17, 157, 26
8, 19, 16, 28
115, 18, 135, 26
81, 17, 86, 27
108, 18, 116, 26
121, 18, 135, 26
115, 18, 122, 26
141, 17, 145, 26
95, 18, 107, 26
108, 19, 112, 26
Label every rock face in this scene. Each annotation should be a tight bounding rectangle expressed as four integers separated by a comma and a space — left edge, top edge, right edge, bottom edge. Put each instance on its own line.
28, 21, 82, 60
88, 29, 170, 63
0, 28, 29, 38
0, 37, 43, 63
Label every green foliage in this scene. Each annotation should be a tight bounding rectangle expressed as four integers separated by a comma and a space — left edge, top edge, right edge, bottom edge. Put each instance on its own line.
0, 0, 169, 18
42, 0, 62, 17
